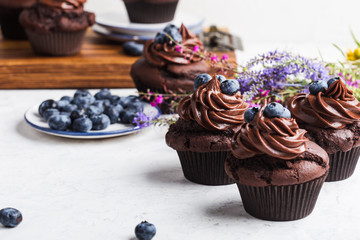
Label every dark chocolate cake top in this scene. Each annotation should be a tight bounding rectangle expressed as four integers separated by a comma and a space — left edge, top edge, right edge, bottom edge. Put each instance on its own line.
178, 76, 249, 131
39, 0, 86, 10
231, 108, 308, 160
288, 79, 360, 129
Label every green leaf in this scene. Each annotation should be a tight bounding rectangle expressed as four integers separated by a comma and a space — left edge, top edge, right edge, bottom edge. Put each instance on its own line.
350, 29, 360, 48
332, 43, 346, 57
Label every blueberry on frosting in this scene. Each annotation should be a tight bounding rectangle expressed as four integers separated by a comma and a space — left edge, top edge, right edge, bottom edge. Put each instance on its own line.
264, 102, 291, 118
309, 81, 328, 95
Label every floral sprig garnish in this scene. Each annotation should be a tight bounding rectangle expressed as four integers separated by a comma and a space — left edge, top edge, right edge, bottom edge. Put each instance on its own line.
133, 112, 178, 128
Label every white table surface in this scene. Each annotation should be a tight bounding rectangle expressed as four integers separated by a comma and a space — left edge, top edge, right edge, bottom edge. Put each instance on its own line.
0, 88, 359, 240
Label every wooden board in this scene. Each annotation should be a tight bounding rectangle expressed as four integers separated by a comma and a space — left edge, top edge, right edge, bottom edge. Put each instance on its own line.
0, 29, 235, 89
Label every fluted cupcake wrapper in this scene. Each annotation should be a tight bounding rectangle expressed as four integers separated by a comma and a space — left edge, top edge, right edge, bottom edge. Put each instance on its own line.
326, 146, 360, 182
236, 173, 328, 221
124, 1, 179, 23
177, 151, 234, 186
25, 29, 87, 56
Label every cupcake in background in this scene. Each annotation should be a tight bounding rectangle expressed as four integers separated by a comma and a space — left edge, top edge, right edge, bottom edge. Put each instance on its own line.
131, 23, 209, 113
225, 103, 329, 221
288, 77, 360, 182
0, 0, 36, 39
19, 0, 95, 56
123, 0, 179, 23
166, 74, 249, 185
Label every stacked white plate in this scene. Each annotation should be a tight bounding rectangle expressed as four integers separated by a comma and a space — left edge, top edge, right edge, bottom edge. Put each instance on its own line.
93, 10, 205, 42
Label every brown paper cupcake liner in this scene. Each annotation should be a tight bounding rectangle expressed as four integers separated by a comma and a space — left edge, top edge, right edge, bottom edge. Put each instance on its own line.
236, 173, 327, 221
326, 146, 360, 182
177, 151, 234, 186
124, 1, 179, 23
25, 29, 87, 56
0, 8, 27, 40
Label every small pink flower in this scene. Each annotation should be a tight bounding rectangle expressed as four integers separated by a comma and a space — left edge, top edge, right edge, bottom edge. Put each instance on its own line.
248, 102, 261, 108
150, 102, 157, 107
259, 89, 270, 97
175, 45, 182, 53
193, 45, 200, 52
210, 54, 219, 62
221, 54, 229, 60
155, 95, 164, 104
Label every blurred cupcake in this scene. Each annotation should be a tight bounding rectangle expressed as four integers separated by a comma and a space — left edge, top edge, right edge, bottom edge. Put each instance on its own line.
131, 23, 209, 113
288, 77, 360, 181
166, 75, 249, 185
123, 0, 179, 23
225, 103, 329, 221
0, 0, 36, 39
19, 0, 95, 56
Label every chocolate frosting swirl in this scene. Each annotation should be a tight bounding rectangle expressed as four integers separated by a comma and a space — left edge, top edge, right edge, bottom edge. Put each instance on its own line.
288, 79, 360, 129
39, 0, 86, 10
231, 109, 308, 160
144, 24, 204, 67
178, 77, 249, 131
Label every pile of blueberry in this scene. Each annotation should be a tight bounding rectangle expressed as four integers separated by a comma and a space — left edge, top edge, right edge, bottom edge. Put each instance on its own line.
38, 89, 144, 132
244, 102, 291, 123
194, 73, 240, 95
309, 77, 344, 95
154, 24, 182, 45
135, 221, 156, 240
0, 208, 22, 228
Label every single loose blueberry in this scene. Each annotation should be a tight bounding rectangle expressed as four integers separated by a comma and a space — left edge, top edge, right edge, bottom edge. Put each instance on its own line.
194, 73, 212, 90
104, 104, 123, 124
119, 110, 137, 124
72, 116, 93, 132
220, 79, 240, 95
73, 89, 91, 98
263, 102, 285, 118
94, 88, 112, 100
70, 108, 87, 121
135, 221, 156, 240
90, 114, 110, 130
73, 95, 95, 109
216, 75, 226, 83
61, 104, 78, 113
327, 77, 345, 87
244, 107, 260, 123
48, 114, 71, 131
38, 99, 57, 117
43, 108, 60, 121
86, 105, 103, 116
0, 208, 22, 228
281, 108, 291, 118
123, 41, 144, 56
309, 81, 328, 95
56, 100, 70, 111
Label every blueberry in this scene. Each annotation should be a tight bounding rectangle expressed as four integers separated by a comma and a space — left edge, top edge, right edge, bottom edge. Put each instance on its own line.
56, 100, 70, 111
38, 99, 57, 117
73, 89, 91, 98
220, 79, 240, 95
86, 105, 103, 116
123, 41, 144, 56
263, 102, 285, 118
216, 75, 226, 83
194, 73, 212, 90
154, 32, 167, 44
135, 221, 156, 240
104, 104, 123, 124
120, 95, 141, 108
163, 24, 182, 44
43, 108, 60, 121
70, 108, 87, 121
90, 114, 110, 130
327, 77, 345, 87
72, 116, 93, 132
48, 114, 71, 131
60, 96, 73, 102
163, 24, 177, 34
244, 107, 260, 123
281, 108, 291, 118
61, 104, 78, 113
309, 81, 328, 95
119, 110, 137, 124
94, 88, 112, 100
0, 208, 22, 228
126, 101, 143, 112
110, 95, 122, 105
73, 95, 95, 109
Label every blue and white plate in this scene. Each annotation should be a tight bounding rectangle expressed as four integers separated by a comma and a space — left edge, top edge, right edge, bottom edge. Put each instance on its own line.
24, 102, 159, 139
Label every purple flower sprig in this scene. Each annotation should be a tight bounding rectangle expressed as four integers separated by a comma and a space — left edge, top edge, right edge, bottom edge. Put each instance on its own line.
133, 113, 178, 128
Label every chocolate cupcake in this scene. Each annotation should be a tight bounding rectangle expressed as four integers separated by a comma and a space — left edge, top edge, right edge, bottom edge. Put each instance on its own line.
225, 104, 329, 221
166, 75, 249, 185
19, 0, 95, 56
288, 78, 360, 182
0, 0, 36, 39
123, 0, 179, 23
131, 24, 209, 113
